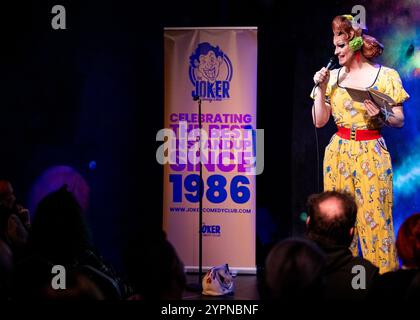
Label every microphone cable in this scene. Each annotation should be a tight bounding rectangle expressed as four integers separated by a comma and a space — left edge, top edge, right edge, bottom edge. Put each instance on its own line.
312, 103, 321, 193
311, 56, 337, 193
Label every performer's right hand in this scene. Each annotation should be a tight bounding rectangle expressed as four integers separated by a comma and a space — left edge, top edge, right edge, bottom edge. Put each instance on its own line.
313, 67, 330, 91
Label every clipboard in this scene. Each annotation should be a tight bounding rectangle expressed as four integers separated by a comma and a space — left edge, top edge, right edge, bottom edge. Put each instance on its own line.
344, 86, 397, 120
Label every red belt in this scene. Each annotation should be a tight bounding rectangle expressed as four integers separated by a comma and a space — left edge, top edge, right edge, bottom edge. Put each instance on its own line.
336, 126, 381, 141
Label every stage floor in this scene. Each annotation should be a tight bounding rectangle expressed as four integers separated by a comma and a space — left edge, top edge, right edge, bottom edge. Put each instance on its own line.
183, 274, 260, 300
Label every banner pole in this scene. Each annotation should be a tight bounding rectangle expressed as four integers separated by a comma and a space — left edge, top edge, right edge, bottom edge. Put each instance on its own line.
185, 95, 204, 293
198, 96, 203, 288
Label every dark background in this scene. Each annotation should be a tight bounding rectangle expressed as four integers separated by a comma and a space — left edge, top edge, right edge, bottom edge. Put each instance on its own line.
0, 0, 380, 272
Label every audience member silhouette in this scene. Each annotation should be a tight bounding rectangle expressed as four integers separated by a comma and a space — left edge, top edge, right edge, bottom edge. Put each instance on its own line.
0, 238, 13, 300
396, 213, 420, 269
40, 268, 106, 300
369, 213, 420, 300
406, 271, 420, 300
264, 237, 326, 300
306, 190, 379, 300
13, 185, 131, 299
0, 180, 30, 229
0, 181, 30, 264
123, 230, 186, 300
0, 205, 28, 250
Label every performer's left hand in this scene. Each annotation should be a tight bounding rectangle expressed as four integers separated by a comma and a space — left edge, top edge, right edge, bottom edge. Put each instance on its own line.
363, 99, 380, 117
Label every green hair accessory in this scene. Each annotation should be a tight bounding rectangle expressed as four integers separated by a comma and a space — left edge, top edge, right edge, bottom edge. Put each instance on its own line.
349, 36, 363, 51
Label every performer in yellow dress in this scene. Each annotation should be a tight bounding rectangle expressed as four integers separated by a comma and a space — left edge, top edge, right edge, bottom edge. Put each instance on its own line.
311, 15, 410, 273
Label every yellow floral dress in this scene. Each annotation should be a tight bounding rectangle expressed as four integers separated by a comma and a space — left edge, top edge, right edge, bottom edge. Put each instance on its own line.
313, 66, 409, 274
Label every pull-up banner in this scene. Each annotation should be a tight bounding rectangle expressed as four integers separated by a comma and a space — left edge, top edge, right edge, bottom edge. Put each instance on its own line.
163, 27, 257, 273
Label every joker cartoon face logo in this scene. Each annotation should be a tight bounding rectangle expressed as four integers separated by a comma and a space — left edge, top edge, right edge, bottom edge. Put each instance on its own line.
197, 49, 222, 82
189, 42, 233, 101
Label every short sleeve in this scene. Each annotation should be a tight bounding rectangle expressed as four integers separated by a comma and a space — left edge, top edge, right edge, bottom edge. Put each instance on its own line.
384, 68, 410, 104
310, 69, 338, 104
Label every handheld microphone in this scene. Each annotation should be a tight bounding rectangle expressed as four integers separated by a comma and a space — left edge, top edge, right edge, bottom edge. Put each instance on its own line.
193, 95, 200, 101
314, 56, 337, 88
325, 56, 337, 70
